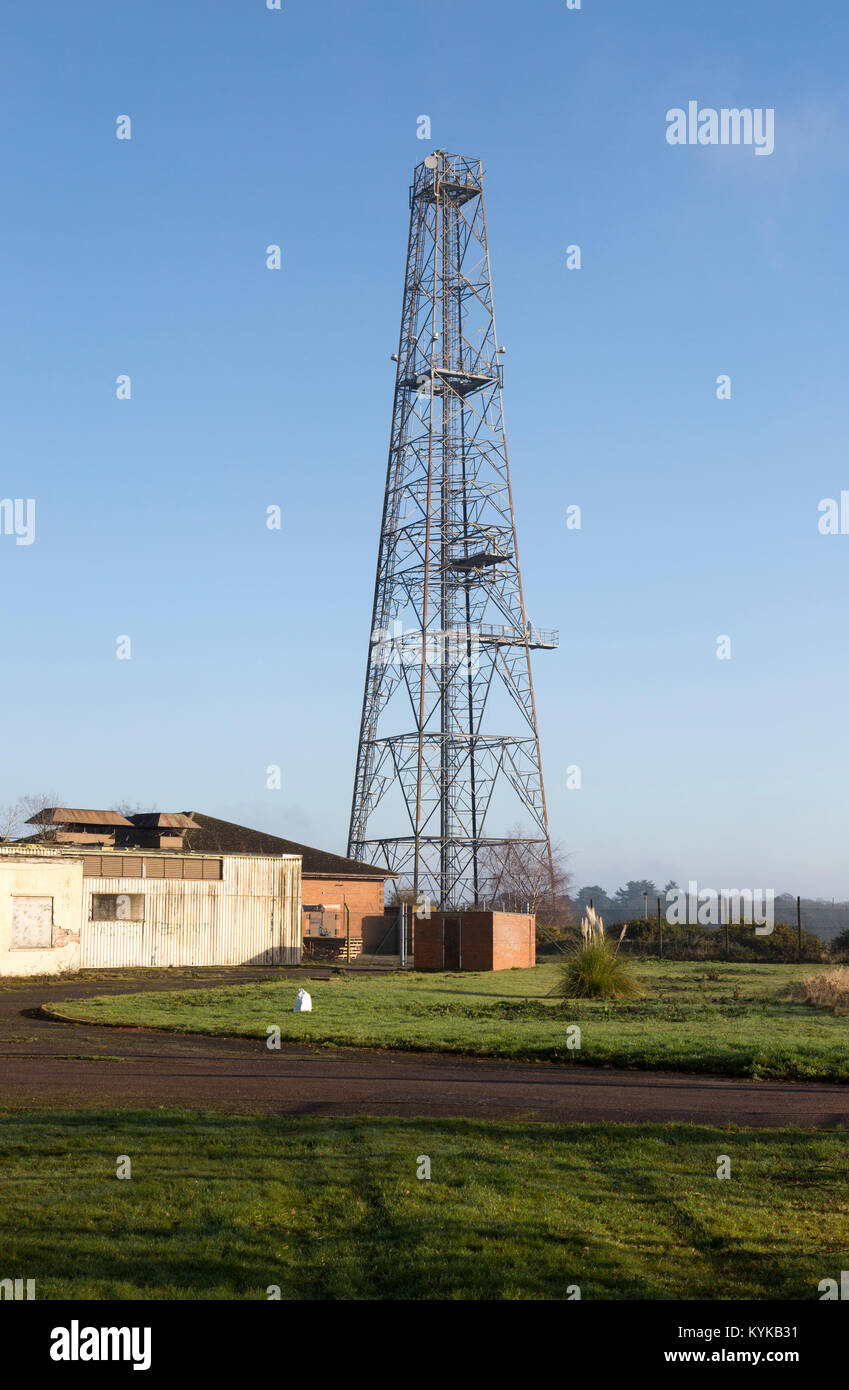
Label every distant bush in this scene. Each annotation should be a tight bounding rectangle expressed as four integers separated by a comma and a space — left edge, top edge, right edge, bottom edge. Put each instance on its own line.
587, 918, 825, 964
828, 928, 849, 959
535, 922, 575, 952
735, 923, 824, 962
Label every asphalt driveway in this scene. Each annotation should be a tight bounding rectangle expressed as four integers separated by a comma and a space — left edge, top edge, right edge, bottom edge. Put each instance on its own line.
1, 968, 847, 1127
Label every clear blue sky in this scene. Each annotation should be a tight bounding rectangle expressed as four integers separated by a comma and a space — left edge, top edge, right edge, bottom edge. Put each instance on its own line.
1, 0, 847, 898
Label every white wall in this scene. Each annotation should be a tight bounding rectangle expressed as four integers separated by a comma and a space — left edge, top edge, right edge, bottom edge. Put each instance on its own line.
0, 849, 302, 972
0, 858, 83, 976
81, 855, 301, 968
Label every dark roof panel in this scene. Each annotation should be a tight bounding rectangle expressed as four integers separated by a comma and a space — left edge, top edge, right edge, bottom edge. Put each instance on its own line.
180, 812, 391, 879
129, 813, 198, 829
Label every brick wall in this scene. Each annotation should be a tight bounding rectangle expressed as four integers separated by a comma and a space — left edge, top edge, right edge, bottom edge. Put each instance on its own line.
491, 913, 536, 970
301, 876, 385, 961
411, 917, 445, 971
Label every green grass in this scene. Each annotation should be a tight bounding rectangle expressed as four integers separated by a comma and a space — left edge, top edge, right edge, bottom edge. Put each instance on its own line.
0, 1109, 846, 1300
46, 960, 849, 1081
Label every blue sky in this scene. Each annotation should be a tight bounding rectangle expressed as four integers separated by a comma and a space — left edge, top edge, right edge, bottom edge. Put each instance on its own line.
1, 0, 848, 897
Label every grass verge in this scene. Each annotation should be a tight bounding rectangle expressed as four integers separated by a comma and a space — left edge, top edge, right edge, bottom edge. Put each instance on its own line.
45, 961, 849, 1081
0, 1109, 846, 1300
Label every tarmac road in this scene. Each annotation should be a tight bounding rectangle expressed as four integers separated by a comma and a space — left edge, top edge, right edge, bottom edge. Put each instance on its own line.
1, 968, 847, 1128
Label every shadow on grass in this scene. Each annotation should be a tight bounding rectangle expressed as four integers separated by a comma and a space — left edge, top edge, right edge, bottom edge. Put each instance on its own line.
0, 1111, 844, 1299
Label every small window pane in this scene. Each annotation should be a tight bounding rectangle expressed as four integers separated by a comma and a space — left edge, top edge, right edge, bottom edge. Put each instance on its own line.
91, 893, 145, 922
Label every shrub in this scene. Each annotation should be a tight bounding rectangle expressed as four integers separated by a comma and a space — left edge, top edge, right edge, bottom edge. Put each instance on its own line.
829, 928, 849, 960
556, 908, 642, 1000
606, 918, 825, 963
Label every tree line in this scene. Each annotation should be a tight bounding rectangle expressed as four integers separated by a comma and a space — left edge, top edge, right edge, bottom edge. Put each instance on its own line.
572, 881, 849, 942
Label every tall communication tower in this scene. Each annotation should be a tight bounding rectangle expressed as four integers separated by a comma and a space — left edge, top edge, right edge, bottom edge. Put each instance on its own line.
348, 151, 558, 910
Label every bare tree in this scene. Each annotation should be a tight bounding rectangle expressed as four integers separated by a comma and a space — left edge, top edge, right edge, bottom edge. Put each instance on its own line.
0, 803, 19, 842
0, 793, 65, 843
477, 826, 572, 922
387, 886, 420, 907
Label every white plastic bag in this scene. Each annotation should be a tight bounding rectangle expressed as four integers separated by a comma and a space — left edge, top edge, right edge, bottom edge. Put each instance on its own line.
294, 988, 312, 1013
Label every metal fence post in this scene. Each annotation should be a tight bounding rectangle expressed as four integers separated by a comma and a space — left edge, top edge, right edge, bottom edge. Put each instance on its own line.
797, 895, 802, 962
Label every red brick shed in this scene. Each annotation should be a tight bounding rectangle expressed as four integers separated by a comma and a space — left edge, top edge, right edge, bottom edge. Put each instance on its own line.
413, 910, 535, 972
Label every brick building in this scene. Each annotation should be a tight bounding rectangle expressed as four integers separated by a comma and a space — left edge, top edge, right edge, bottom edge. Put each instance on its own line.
413, 910, 536, 972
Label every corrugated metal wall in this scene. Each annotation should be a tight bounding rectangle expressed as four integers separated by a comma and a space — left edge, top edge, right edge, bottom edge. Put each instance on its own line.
0, 847, 302, 969
79, 854, 301, 968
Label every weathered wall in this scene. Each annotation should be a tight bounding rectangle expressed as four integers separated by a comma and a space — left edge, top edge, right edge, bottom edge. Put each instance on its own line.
490, 913, 536, 971
81, 855, 301, 967
0, 846, 301, 970
0, 858, 83, 976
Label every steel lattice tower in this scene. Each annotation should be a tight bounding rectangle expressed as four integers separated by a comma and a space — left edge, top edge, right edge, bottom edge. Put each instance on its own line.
348, 151, 558, 909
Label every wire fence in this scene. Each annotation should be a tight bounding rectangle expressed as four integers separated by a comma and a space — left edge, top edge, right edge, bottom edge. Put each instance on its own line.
537, 917, 831, 964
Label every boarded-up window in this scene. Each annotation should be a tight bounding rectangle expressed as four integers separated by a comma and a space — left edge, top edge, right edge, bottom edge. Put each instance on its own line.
84, 854, 222, 881
90, 893, 145, 922
11, 897, 54, 949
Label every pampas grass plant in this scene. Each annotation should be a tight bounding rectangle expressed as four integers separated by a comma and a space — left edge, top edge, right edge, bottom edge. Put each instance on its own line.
556, 907, 643, 1000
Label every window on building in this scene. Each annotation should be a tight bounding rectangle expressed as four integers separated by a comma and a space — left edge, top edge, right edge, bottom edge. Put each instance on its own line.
11, 897, 54, 949
90, 893, 145, 922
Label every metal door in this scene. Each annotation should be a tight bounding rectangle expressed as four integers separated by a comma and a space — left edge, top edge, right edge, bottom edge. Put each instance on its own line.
443, 917, 461, 970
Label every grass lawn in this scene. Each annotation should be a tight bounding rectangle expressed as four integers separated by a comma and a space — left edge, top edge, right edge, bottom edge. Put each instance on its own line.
45, 960, 849, 1081
1, 1109, 847, 1300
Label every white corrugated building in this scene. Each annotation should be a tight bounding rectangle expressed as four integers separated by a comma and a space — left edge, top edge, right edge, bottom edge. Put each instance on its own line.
0, 836, 301, 976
